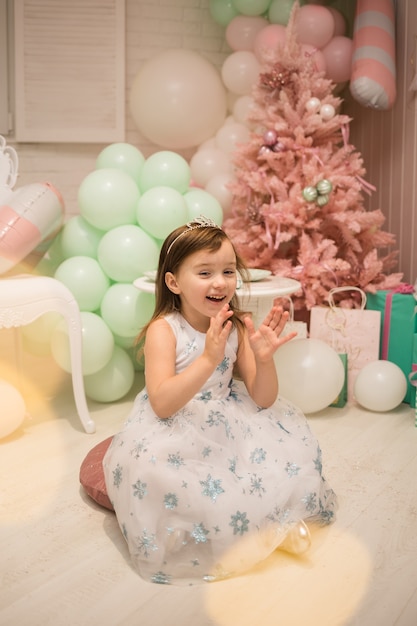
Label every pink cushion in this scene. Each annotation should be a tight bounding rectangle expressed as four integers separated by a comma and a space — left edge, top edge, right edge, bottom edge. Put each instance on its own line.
79, 436, 114, 511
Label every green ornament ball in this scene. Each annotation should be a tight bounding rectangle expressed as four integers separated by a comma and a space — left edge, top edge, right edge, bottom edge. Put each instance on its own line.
316, 179, 333, 195
316, 193, 330, 207
302, 186, 318, 202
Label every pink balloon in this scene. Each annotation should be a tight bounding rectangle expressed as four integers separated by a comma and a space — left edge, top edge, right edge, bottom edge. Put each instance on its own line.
295, 5, 335, 49
253, 24, 287, 62
300, 45, 326, 74
226, 15, 269, 51
328, 7, 347, 37
322, 36, 353, 83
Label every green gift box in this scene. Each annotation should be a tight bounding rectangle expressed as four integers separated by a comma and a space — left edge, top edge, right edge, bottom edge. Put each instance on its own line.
366, 286, 417, 404
410, 334, 417, 417
330, 353, 348, 408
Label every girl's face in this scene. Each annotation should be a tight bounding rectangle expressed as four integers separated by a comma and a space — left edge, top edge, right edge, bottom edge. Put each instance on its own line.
165, 239, 238, 331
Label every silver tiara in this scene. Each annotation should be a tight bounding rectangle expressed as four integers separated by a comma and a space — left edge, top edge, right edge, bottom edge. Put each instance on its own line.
166, 215, 221, 254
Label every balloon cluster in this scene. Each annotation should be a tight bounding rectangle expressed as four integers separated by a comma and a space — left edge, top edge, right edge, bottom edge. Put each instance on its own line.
274, 340, 407, 414
209, 1, 352, 86
127, 3, 352, 219
47, 144, 223, 403
186, 2, 352, 215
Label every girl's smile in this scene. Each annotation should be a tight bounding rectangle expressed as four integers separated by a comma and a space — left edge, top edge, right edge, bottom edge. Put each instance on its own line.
164, 239, 237, 331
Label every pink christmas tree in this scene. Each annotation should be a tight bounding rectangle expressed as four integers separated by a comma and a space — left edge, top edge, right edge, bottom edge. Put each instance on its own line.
223, 11, 402, 311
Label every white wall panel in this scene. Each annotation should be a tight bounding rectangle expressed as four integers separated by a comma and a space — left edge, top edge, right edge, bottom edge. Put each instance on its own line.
14, 0, 125, 143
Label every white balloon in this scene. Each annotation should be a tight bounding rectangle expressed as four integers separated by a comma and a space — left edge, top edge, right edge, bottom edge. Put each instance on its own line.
129, 49, 227, 149
197, 138, 217, 152
221, 51, 260, 96
354, 360, 407, 412
233, 95, 255, 125
215, 122, 250, 154
190, 148, 233, 187
274, 338, 345, 413
226, 90, 239, 113
224, 115, 237, 126
205, 173, 235, 215
0, 379, 26, 439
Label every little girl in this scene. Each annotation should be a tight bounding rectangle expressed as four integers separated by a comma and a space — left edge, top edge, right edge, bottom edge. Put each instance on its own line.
103, 216, 337, 585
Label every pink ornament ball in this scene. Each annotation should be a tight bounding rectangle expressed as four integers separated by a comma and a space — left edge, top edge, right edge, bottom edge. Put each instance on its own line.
263, 129, 278, 146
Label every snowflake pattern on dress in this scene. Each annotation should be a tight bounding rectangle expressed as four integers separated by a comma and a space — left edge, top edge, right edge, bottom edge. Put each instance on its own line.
103, 311, 337, 586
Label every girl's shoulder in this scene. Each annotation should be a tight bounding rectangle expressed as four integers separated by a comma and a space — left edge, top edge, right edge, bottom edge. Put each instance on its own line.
148, 312, 179, 335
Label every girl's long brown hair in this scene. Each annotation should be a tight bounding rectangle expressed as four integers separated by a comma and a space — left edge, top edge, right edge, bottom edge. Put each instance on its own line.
136, 223, 250, 347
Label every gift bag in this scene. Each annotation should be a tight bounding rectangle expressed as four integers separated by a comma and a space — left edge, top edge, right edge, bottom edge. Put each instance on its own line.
309, 287, 381, 402
366, 284, 417, 404
275, 296, 308, 340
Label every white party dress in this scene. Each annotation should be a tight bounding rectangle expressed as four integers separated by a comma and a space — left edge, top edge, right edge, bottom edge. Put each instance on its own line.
103, 312, 337, 585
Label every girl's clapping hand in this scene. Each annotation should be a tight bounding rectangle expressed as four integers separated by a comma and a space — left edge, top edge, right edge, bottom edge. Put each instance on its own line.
244, 305, 297, 362
204, 304, 234, 366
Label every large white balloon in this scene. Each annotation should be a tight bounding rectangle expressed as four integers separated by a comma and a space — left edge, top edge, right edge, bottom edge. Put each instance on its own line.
354, 361, 407, 412
129, 49, 227, 149
274, 338, 345, 413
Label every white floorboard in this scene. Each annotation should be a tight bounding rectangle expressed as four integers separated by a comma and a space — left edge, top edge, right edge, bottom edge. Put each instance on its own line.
1, 329, 416, 626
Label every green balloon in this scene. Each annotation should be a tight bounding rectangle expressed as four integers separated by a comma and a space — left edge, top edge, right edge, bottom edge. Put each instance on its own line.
268, 0, 295, 25
95, 143, 146, 186
231, 0, 271, 17
136, 186, 188, 240
112, 333, 137, 349
184, 188, 224, 225
97, 224, 159, 282
54, 256, 110, 312
84, 345, 135, 402
60, 216, 103, 259
139, 151, 191, 194
51, 311, 114, 375
78, 168, 140, 231
100, 283, 155, 338
209, 0, 238, 26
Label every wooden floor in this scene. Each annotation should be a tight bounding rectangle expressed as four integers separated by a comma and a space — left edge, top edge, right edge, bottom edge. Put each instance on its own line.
1, 328, 417, 626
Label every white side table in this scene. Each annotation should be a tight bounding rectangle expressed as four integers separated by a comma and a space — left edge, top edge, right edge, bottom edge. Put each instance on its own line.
133, 275, 302, 327
0, 275, 95, 434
